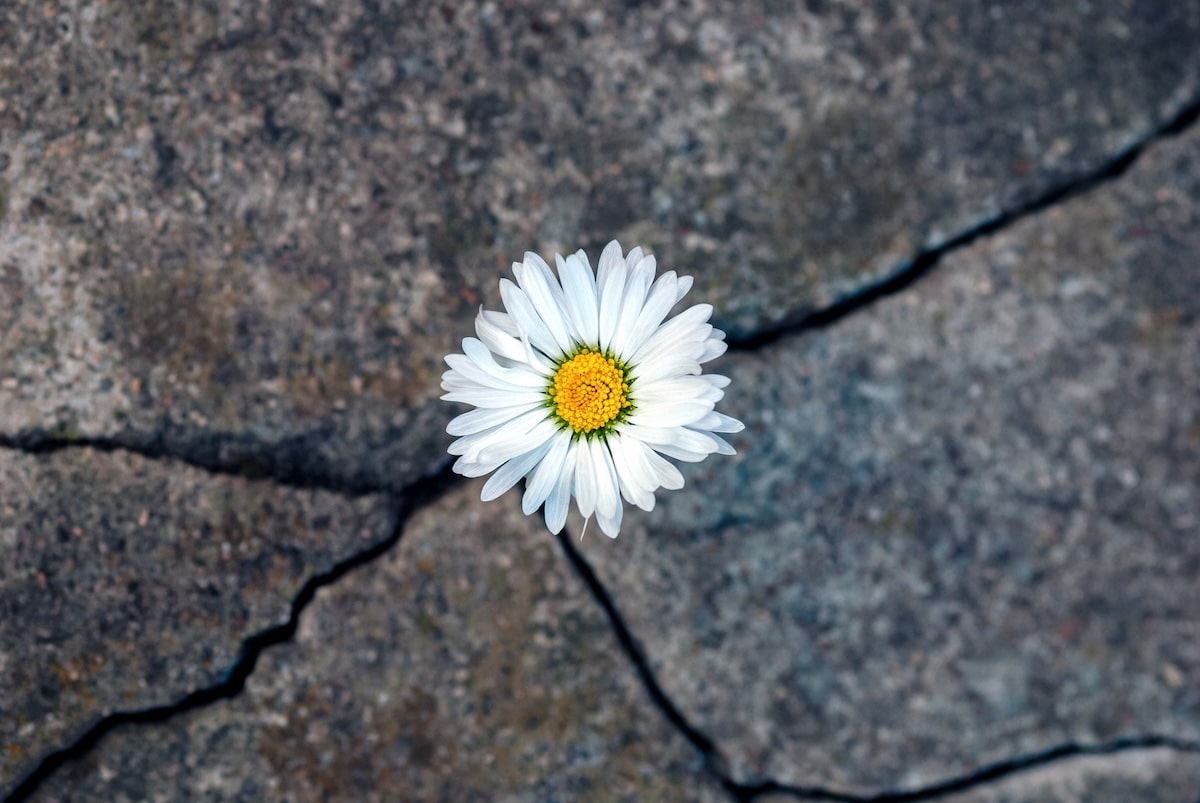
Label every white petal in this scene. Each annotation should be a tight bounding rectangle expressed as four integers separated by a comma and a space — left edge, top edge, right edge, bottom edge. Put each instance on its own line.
675, 274, 694, 302
446, 403, 541, 436
643, 445, 685, 490
515, 253, 574, 355
441, 388, 547, 408
453, 455, 504, 478
522, 432, 572, 515
628, 426, 720, 462
449, 407, 549, 459
574, 437, 599, 518
499, 279, 564, 360
444, 354, 538, 392
629, 303, 714, 364
597, 242, 628, 352
634, 376, 725, 404
544, 440, 578, 534
458, 340, 548, 387
624, 245, 644, 269
700, 337, 728, 363
589, 437, 622, 524
608, 434, 656, 511
692, 411, 745, 434
621, 271, 679, 356
474, 308, 527, 364
481, 438, 554, 501
609, 255, 655, 358
627, 399, 713, 428
558, 252, 599, 345
596, 503, 622, 538
476, 417, 560, 465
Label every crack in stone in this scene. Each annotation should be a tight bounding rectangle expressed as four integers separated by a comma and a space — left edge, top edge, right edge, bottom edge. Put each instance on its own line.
725, 89, 1200, 352
2, 463, 462, 803
558, 531, 1200, 802
0, 425, 411, 498
732, 735, 1200, 802
2, 83, 1199, 803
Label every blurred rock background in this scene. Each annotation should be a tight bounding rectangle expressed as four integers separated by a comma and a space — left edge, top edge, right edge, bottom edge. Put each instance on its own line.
1, 1, 1198, 800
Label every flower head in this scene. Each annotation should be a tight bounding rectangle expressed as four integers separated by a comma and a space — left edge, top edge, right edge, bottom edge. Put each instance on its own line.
442, 241, 743, 538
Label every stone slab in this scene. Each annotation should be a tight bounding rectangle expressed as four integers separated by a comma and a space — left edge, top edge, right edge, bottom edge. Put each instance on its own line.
0, 448, 391, 795
752, 749, 1200, 803
579, 120, 1200, 789
30, 482, 727, 803
941, 750, 1200, 803
2, 0, 1198, 486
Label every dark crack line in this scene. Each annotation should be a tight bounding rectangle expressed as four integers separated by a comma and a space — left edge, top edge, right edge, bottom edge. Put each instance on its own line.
0, 426, 400, 498
737, 734, 1200, 802
5, 93, 1199, 501
555, 527, 741, 794
558, 527, 1200, 802
2, 79, 1198, 803
2, 462, 463, 803
726, 89, 1200, 351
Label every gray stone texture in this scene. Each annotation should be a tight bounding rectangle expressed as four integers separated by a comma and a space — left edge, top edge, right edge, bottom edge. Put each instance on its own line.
752, 750, 1200, 803
30, 483, 725, 803
1, 0, 1199, 799
941, 750, 1200, 803
3, 0, 1199, 479
0, 448, 391, 794
580, 124, 1200, 790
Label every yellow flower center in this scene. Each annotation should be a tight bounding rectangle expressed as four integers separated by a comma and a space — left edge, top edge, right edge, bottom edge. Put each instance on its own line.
549, 349, 631, 434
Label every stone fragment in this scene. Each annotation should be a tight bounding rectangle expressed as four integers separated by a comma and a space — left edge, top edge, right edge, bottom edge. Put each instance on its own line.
0, 448, 391, 795
2, 0, 1198, 482
30, 483, 725, 802
578, 123, 1200, 790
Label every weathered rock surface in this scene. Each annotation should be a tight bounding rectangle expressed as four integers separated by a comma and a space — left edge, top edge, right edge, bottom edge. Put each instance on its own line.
30, 482, 725, 803
580, 121, 1200, 790
2, 0, 1198, 485
3, 0, 1199, 799
752, 749, 1200, 803
0, 447, 391, 796
941, 749, 1200, 803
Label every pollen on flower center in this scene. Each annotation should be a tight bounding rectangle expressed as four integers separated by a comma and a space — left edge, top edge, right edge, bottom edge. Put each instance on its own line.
549, 349, 631, 434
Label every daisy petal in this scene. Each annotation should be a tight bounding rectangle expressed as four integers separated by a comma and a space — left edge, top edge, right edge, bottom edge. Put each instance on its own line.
574, 437, 599, 518
481, 438, 554, 501
447, 403, 541, 437
515, 253, 574, 355
609, 255, 655, 358
558, 252, 599, 345
544, 439, 579, 534
597, 240, 628, 351
589, 437, 622, 526
500, 279, 564, 360
523, 432, 572, 515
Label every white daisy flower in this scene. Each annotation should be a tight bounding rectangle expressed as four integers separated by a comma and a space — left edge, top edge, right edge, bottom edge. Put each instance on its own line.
442, 241, 744, 539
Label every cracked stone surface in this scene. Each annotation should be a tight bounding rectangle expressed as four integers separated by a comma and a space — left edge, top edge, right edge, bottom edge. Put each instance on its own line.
940, 749, 1200, 803
0, 447, 390, 796
3, 0, 1200, 800
751, 749, 1200, 803
29, 482, 725, 803
2, 0, 1199, 483
580, 122, 1200, 790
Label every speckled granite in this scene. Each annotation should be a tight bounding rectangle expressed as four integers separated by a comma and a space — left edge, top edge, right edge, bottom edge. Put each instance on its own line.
30, 483, 726, 803
578, 123, 1200, 790
2, 0, 1198, 479
751, 749, 1200, 803
2, 0, 1200, 799
0, 448, 391, 796
941, 750, 1200, 803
